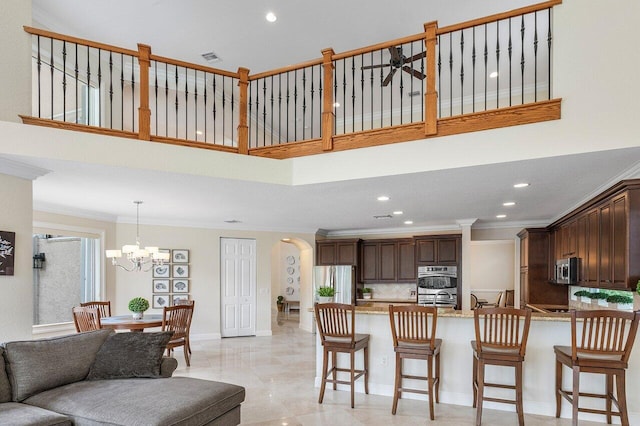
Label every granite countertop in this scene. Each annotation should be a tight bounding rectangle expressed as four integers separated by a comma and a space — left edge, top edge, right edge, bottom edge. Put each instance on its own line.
354, 305, 571, 321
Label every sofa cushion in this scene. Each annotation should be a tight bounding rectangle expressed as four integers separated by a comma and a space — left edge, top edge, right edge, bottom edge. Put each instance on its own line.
3, 329, 113, 402
24, 377, 245, 426
0, 402, 72, 425
0, 347, 12, 403
87, 331, 173, 380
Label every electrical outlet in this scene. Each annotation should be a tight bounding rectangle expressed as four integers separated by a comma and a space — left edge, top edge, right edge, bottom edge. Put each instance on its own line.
381, 356, 388, 366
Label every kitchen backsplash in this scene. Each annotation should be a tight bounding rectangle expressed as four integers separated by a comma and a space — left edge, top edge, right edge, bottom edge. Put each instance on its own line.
365, 283, 416, 300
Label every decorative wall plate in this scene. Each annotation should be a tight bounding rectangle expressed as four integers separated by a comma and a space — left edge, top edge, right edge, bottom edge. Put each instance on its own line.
287, 277, 294, 284
286, 286, 294, 295
287, 255, 295, 265
287, 266, 295, 275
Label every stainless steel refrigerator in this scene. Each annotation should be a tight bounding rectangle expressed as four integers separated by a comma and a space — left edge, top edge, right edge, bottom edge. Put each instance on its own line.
312, 265, 355, 304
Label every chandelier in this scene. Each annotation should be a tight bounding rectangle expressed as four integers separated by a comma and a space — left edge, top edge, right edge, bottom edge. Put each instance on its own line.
105, 201, 169, 272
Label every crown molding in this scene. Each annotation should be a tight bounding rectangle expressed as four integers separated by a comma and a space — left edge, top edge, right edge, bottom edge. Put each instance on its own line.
0, 157, 50, 180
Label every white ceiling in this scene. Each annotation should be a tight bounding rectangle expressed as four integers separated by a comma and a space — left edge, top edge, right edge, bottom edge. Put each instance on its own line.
20, 0, 640, 235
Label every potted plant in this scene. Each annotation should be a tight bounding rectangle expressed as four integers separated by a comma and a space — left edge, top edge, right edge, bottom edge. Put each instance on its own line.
362, 287, 372, 299
606, 294, 634, 311
128, 297, 149, 320
317, 286, 335, 303
276, 295, 284, 312
589, 292, 609, 307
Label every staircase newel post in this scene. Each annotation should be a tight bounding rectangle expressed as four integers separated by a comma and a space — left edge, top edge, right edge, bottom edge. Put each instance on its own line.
237, 67, 250, 155
424, 22, 438, 136
321, 48, 335, 151
137, 43, 152, 141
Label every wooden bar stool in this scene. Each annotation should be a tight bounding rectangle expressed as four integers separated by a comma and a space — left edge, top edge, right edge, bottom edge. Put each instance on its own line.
388, 304, 441, 420
472, 307, 531, 426
554, 309, 639, 426
314, 302, 369, 408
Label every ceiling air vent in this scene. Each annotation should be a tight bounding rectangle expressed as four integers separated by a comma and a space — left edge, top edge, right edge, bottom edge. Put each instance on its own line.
201, 51, 221, 63
373, 214, 393, 219
224, 219, 242, 224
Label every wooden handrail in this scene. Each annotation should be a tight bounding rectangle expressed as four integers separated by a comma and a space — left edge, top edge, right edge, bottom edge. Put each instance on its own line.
332, 32, 427, 61
149, 53, 239, 78
23, 26, 139, 57
249, 57, 324, 81
437, 0, 562, 35
423, 22, 437, 137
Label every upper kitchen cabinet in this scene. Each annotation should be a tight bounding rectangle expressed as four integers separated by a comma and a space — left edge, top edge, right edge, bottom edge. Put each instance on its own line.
316, 239, 361, 266
360, 239, 415, 283
549, 179, 640, 290
415, 235, 460, 265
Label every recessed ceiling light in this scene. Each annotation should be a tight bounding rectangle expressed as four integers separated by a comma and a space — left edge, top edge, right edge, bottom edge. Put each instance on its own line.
196, 130, 203, 135
503, 202, 516, 206
377, 196, 390, 201
333, 102, 340, 108
489, 71, 499, 78
513, 183, 530, 188
496, 214, 507, 219
393, 211, 403, 215
404, 220, 414, 225
281, 238, 291, 242
265, 12, 277, 22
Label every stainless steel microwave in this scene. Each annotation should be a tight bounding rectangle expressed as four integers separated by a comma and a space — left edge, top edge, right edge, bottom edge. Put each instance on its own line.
555, 257, 579, 284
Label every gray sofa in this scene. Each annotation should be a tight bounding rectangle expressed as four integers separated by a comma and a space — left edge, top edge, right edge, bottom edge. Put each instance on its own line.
0, 329, 245, 425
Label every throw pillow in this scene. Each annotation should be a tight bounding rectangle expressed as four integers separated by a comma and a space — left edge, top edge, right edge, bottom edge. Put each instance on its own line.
87, 331, 173, 380
3, 329, 113, 401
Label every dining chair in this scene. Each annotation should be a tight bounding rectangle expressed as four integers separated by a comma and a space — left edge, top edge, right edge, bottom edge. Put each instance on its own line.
554, 309, 640, 426
504, 290, 515, 308
472, 307, 531, 426
173, 299, 195, 354
388, 304, 441, 420
162, 304, 194, 366
80, 301, 111, 318
72, 306, 102, 332
483, 292, 504, 308
314, 302, 369, 408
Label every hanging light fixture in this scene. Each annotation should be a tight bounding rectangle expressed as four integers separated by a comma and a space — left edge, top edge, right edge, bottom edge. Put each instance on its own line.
105, 201, 169, 271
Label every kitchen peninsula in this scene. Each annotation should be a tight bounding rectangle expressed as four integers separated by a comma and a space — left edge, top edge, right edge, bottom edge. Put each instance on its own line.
314, 306, 640, 424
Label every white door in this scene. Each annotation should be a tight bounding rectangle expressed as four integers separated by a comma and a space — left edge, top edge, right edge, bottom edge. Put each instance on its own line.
220, 238, 256, 337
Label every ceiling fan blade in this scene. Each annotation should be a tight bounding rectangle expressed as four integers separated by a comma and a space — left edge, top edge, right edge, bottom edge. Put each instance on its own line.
402, 66, 426, 80
404, 51, 427, 63
382, 68, 397, 86
388, 46, 402, 62
361, 63, 391, 70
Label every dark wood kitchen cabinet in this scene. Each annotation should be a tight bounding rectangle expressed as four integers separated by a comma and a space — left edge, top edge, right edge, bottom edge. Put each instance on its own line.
360, 239, 415, 283
316, 239, 360, 266
518, 228, 567, 306
415, 235, 460, 265
549, 180, 640, 290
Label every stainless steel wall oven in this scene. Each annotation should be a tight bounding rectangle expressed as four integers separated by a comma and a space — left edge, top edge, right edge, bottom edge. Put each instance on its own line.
417, 265, 457, 307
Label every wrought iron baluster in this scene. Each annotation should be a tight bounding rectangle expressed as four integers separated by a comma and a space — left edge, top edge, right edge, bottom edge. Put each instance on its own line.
247, 77, 252, 147
379, 49, 383, 127
534, 11, 539, 102
472, 27, 476, 112
109, 52, 113, 128
36, 36, 41, 118
547, 9, 552, 100
318, 64, 323, 138
270, 75, 274, 145
409, 42, 414, 122
333, 63, 337, 134
174, 65, 179, 138
294, 70, 298, 140
390, 54, 394, 126
520, 15, 525, 104
351, 56, 355, 132
460, 31, 465, 115
509, 18, 513, 106
231, 77, 235, 146
97, 48, 102, 127
154, 61, 158, 134
437, 35, 442, 117
62, 41, 67, 122
50, 38, 54, 120
204, 73, 209, 142
360, 54, 364, 131
495, 21, 500, 109
213, 74, 217, 143
164, 62, 168, 137
279, 73, 283, 143
262, 78, 267, 146
76, 44, 80, 124
399, 49, 404, 124
86, 45, 90, 125
342, 58, 346, 132
184, 67, 189, 139
120, 54, 124, 129
131, 54, 135, 131
302, 68, 306, 140
483, 25, 488, 111
194, 70, 198, 141
370, 51, 374, 130
286, 72, 290, 142
310, 66, 314, 139
222, 76, 226, 145
449, 32, 453, 117
420, 42, 424, 119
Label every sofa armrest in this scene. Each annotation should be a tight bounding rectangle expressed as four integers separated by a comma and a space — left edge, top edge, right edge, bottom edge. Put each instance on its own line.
160, 357, 178, 377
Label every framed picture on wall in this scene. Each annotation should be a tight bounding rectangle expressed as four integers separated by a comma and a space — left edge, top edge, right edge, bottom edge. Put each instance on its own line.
152, 264, 170, 278
173, 264, 189, 278
172, 249, 189, 263
153, 295, 170, 309
172, 279, 189, 293
152, 279, 170, 293
172, 294, 190, 305
0, 230, 16, 276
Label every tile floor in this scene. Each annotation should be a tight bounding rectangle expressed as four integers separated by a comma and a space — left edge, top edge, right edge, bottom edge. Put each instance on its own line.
174, 312, 603, 426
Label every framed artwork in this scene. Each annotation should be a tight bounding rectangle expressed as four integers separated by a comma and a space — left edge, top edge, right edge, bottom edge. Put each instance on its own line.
172, 249, 189, 263
0, 230, 16, 276
173, 264, 189, 278
152, 279, 170, 293
153, 295, 170, 309
152, 264, 170, 278
172, 279, 189, 293
172, 294, 190, 305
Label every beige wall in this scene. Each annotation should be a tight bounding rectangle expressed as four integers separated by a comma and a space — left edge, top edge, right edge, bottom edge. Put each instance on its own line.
0, 174, 33, 341
0, 0, 31, 122
112, 223, 314, 338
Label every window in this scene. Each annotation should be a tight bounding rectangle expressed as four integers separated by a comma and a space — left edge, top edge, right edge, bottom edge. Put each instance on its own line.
32, 234, 101, 325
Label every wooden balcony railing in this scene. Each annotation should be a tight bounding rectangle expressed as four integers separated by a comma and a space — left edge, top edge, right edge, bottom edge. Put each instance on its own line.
21, 0, 562, 160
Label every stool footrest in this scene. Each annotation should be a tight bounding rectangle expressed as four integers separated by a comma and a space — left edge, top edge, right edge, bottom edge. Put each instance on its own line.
483, 382, 516, 390
483, 396, 517, 405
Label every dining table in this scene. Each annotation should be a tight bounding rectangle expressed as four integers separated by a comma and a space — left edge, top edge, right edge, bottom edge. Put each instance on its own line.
101, 314, 163, 332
